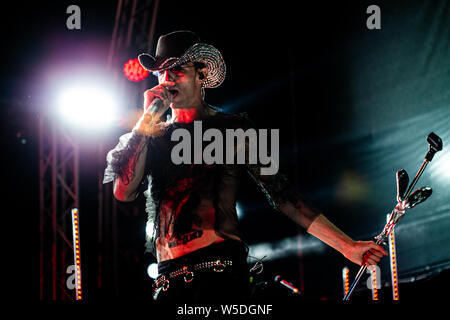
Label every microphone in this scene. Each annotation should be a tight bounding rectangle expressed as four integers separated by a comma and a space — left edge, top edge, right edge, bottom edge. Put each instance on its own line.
425, 132, 443, 161
274, 275, 300, 295
149, 98, 165, 114
148, 98, 171, 122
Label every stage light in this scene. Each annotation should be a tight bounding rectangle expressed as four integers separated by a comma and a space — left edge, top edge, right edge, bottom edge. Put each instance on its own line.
431, 145, 450, 183
71, 208, 83, 300
370, 265, 379, 300
147, 263, 159, 279
388, 214, 399, 300
336, 170, 368, 204
123, 58, 149, 82
342, 267, 350, 297
58, 86, 118, 128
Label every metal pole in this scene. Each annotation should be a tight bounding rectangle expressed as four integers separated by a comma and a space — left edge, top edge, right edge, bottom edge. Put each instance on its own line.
125, 0, 138, 47
343, 158, 434, 300
39, 115, 45, 300
51, 121, 58, 299
147, 0, 160, 52
107, 0, 124, 68
97, 143, 104, 290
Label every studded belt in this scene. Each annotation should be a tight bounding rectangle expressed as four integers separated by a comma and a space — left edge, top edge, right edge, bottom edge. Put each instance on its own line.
153, 259, 233, 292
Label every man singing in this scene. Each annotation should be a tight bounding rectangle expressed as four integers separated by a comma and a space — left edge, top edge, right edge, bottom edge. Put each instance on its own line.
103, 30, 387, 302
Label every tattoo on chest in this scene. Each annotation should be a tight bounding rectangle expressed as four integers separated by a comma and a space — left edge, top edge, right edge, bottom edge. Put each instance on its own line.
168, 230, 203, 248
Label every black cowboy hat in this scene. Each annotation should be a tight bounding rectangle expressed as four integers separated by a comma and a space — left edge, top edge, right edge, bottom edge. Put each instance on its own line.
138, 30, 226, 88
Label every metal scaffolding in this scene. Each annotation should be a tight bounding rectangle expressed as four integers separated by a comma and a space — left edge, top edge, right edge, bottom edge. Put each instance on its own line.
39, 0, 159, 300
39, 115, 79, 300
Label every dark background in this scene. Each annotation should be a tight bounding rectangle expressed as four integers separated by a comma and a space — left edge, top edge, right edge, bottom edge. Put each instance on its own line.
3, 0, 449, 303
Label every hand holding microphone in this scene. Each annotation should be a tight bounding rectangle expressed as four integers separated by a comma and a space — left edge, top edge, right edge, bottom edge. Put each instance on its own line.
143, 81, 175, 113
147, 98, 167, 121
133, 82, 174, 136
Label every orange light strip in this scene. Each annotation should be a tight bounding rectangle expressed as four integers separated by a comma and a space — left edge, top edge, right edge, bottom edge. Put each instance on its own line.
387, 214, 399, 300
342, 267, 350, 297
71, 208, 82, 300
371, 266, 378, 300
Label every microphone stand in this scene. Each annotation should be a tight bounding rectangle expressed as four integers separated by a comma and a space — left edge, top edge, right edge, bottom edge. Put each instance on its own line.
343, 132, 442, 301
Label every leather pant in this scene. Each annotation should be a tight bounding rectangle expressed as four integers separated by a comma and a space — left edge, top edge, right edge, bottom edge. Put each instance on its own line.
153, 239, 251, 303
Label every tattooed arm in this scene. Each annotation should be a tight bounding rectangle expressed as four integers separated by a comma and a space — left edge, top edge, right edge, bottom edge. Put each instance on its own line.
112, 134, 149, 202
247, 161, 387, 266
104, 90, 169, 202
242, 114, 386, 266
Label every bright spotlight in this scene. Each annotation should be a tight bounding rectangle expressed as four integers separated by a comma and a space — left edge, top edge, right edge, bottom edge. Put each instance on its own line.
147, 263, 159, 279
58, 86, 118, 128
431, 145, 450, 183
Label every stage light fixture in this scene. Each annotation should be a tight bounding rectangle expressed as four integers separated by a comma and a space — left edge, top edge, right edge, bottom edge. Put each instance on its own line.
123, 58, 149, 82
388, 214, 399, 300
342, 267, 350, 297
58, 86, 118, 128
71, 208, 83, 300
370, 265, 379, 300
147, 263, 159, 279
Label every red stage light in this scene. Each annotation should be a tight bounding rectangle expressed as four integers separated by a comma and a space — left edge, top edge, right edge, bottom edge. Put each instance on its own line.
123, 58, 149, 82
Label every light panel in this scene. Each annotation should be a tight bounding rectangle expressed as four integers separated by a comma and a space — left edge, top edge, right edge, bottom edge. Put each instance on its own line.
388, 214, 400, 300
342, 266, 350, 297
71, 208, 83, 300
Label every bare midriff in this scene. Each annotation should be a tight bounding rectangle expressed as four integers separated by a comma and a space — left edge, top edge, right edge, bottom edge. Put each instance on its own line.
155, 198, 241, 262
